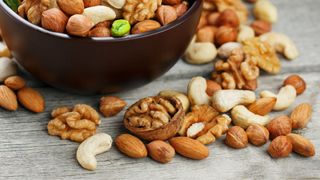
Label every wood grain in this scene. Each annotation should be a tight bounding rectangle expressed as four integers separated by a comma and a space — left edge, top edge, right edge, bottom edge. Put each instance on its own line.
1, 0, 320, 179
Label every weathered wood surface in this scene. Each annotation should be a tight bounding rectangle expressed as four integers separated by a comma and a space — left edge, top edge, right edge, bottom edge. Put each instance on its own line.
1, 0, 320, 179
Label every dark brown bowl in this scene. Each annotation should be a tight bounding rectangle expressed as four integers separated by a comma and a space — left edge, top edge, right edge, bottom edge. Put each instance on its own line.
0, 0, 202, 94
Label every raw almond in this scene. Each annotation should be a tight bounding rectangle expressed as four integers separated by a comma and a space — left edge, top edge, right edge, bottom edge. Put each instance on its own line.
147, 140, 175, 163
287, 133, 315, 157
0, 85, 18, 111
57, 0, 84, 15
115, 134, 147, 158
290, 103, 312, 129
248, 97, 276, 116
17, 87, 45, 113
169, 137, 209, 160
4, 75, 26, 90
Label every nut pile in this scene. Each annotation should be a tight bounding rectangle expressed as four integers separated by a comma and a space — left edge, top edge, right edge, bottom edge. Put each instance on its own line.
11, 0, 190, 37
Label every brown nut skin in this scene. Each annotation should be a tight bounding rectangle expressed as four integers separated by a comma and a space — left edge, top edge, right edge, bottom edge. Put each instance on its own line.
131, 20, 161, 34
196, 26, 216, 43
169, 137, 209, 160
17, 87, 45, 113
206, 80, 222, 96
250, 20, 271, 36
41, 8, 68, 33
247, 97, 276, 116
115, 134, 148, 158
88, 26, 111, 37
207, 12, 220, 26
173, 2, 188, 17
246, 124, 269, 146
283, 75, 306, 95
4, 75, 26, 90
147, 140, 175, 163
290, 103, 312, 129
66, 14, 94, 37
268, 136, 292, 158
162, 0, 182, 5
124, 96, 184, 141
83, 0, 101, 8
99, 96, 127, 117
215, 26, 238, 46
267, 115, 292, 140
216, 9, 240, 28
287, 133, 315, 157
156, 5, 178, 26
225, 126, 248, 149
57, 0, 84, 15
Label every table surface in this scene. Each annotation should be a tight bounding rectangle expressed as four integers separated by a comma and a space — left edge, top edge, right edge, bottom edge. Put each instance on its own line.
1, 0, 320, 179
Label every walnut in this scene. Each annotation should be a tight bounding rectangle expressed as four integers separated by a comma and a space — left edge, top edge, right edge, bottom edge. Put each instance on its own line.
178, 104, 219, 136
243, 38, 280, 74
47, 104, 100, 142
212, 0, 248, 23
123, 0, 160, 24
124, 96, 184, 141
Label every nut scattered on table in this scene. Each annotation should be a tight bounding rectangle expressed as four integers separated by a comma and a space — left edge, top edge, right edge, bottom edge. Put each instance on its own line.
246, 123, 269, 146
225, 126, 248, 149
267, 136, 292, 158
99, 96, 127, 117
147, 140, 175, 163
267, 115, 292, 140
115, 133, 148, 158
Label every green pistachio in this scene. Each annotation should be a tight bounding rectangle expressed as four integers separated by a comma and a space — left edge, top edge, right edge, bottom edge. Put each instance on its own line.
111, 19, 131, 37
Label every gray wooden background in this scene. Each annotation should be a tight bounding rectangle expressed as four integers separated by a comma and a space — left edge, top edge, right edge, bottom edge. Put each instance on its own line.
1, 0, 320, 179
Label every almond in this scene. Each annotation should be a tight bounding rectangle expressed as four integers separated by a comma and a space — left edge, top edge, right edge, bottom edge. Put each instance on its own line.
83, 0, 101, 8
4, 75, 26, 90
0, 85, 18, 111
290, 103, 312, 129
287, 133, 315, 157
17, 87, 45, 113
169, 137, 209, 160
57, 0, 84, 15
247, 97, 276, 116
115, 134, 147, 158
147, 140, 175, 163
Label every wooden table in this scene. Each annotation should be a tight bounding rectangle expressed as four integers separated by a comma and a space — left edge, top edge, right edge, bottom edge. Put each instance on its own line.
1, 0, 320, 179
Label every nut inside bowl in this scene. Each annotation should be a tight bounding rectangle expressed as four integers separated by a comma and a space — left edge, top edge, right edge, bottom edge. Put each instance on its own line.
0, 0, 202, 94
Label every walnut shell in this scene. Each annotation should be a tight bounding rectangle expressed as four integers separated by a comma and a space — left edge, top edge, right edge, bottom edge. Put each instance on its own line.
124, 96, 184, 141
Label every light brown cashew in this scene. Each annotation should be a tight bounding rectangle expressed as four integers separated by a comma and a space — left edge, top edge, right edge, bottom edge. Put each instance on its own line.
83, 6, 116, 25
185, 37, 217, 64
231, 105, 270, 129
212, 90, 256, 112
260, 85, 297, 111
0, 57, 17, 82
159, 90, 190, 111
237, 25, 255, 43
187, 76, 211, 105
105, 0, 126, 9
260, 32, 299, 60
253, 0, 278, 23
76, 133, 113, 171
217, 42, 242, 59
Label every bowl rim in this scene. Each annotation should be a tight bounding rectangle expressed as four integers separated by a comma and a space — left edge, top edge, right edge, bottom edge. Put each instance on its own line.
0, 0, 202, 42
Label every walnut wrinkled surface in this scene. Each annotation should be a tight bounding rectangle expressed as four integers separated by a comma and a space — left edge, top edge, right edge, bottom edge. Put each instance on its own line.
243, 38, 281, 74
47, 104, 100, 142
125, 96, 179, 130
123, 0, 160, 24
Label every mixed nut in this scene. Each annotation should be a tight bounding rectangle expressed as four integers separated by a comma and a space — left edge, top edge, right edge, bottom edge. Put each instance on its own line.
6, 0, 190, 37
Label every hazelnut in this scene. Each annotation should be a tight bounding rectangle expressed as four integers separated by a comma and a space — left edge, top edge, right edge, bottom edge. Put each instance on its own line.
88, 26, 111, 37
173, 2, 188, 17
83, 0, 101, 8
147, 140, 175, 163
196, 26, 216, 43
216, 9, 240, 28
283, 74, 306, 95
225, 126, 248, 149
215, 26, 238, 46
41, 8, 68, 33
132, 20, 161, 34
246, 124, 269, 146
267, 115, 292, 139
156, 5, 178, 26
96, 20, 112, 28
207, 12, 220, 26
66, 14, 94, 37
99, 96, 127, 117
268, 136, 292, 158
250, 20, 272, 36
206, 80, 221, 96
162, 0, 182, 5
197, 12, 208, 30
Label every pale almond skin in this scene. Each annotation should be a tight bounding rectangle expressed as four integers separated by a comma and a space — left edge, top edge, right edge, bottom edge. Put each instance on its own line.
57, 0, 84, 15
290, 103, 312, 129
17, 87, 45, 113
0, 85, 18, 111
115, 134, 147, 158
287, 133, 315, 157
169, 137, 209, 160
247, 97, 276, 116
4, 75, 26, 90
147, 140, 175, 163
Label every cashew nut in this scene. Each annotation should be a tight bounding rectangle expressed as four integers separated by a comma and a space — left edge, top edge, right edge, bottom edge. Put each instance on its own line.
253, 0, 278, 23
185, 36, 217, 64
0, 42, 11, 57
0, 57, 17, 82
260, 85, 297, 111
231, 105, 270, 129
159, 90, 190, 111
217, 42, 242, 59
83, 6, 116, 25
211, 90, 256, 112
260, 32, 299, 60
187, 76, 210, 105
104, 0, 126, 9
237, 25, 255, 43
76, 133, 113, 171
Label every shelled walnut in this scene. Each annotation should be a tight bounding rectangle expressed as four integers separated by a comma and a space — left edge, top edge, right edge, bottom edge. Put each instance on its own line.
211, 48, 259, 90
123, 0, 160, 24
47, 104, 100, 142
124, 96, 184, 141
